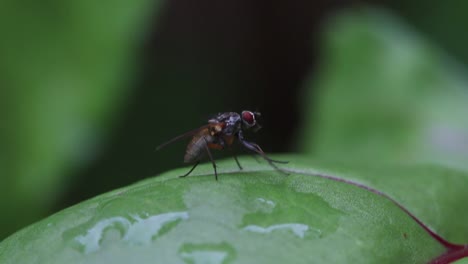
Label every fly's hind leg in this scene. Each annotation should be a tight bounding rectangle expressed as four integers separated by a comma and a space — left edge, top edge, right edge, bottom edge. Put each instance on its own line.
180, 161, 200, 178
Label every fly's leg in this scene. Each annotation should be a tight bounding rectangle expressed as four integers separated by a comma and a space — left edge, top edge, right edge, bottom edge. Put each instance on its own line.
203, 137, 218, 180
216, 137, 243, 171
247, 150, 261, 163
233, 154, 243, 170
241, 141, 288, 175
237, 131, 288, 175
180, 161, 200, 178
228, 141, 243, 170
219, 138, 244, 170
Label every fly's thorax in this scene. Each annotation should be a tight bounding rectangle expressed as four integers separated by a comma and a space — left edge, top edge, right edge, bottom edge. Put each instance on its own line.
207, 112, 243, 136
209, 123, 224, 136
210, 112, 239, 122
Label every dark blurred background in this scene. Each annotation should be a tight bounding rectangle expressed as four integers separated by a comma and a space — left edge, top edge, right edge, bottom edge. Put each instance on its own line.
1, 0, 468, 240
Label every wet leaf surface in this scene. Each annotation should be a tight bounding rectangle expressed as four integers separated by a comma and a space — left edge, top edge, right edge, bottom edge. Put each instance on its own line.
1, 156, 466, 264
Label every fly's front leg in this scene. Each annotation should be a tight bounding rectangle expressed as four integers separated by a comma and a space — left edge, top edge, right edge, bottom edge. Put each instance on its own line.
237, 131, 288, 175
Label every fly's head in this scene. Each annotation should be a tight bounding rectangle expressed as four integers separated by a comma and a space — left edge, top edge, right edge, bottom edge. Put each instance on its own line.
241, 110, 262, 132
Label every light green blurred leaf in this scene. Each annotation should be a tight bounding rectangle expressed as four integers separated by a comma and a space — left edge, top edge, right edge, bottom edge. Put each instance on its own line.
1, 156, 466, 263
300, 9, 468, 170
0, 0, 161, 238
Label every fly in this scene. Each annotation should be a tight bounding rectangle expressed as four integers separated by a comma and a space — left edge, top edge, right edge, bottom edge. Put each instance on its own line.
156, 110, 288, 180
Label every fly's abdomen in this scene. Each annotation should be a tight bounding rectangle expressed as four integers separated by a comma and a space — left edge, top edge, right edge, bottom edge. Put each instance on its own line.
184, 132, 214, 163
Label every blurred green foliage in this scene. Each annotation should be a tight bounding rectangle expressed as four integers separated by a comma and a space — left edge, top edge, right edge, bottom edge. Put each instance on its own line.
384, 1, 468, 66
0, 0, 159, 239
301, 9, 468, 170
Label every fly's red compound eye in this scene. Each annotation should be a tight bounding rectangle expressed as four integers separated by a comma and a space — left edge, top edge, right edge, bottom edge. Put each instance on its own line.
241, 111, 255, 126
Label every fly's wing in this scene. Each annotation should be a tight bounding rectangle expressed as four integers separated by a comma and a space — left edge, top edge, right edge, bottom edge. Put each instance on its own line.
155, 125, 210, 151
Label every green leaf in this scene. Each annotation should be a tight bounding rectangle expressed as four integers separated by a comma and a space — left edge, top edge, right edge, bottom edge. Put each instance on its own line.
300, 8, 468, 170
1, 156, 466, 263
